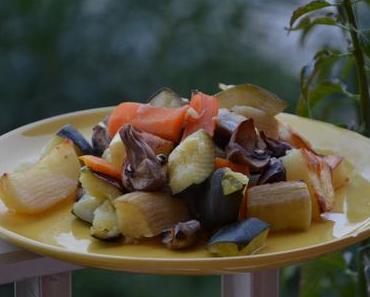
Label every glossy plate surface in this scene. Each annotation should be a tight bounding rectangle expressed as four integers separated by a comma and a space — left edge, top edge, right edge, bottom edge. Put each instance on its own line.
0, 108, 369, 274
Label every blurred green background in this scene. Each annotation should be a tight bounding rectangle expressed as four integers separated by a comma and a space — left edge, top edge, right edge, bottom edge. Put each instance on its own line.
0, 0, 369, 296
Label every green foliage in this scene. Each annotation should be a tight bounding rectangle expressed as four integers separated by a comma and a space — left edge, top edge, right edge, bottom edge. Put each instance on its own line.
289, 0, 370, 134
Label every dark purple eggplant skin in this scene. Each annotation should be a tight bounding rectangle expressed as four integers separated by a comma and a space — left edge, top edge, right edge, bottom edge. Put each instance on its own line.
174, 182, 207, 220
257, 158, 286, 185
57, 124, 95, 155
208, 217, 270, 250
200, 168, 243, 231
92, 123, 111, 156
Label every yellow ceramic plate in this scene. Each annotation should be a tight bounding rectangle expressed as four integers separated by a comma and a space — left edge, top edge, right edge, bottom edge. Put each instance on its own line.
0, 108, 369, 275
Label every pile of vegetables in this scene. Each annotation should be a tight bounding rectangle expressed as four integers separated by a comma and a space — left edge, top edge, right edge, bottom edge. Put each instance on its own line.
0, 84, 350, 257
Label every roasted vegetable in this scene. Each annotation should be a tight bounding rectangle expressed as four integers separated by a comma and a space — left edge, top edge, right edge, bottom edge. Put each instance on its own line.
246, 181, 312, 231
257, 158, 286, 185
182, 91, 219, 139
231, 105, 279, 139
107, 102, 189, 142
226, 119, 270, 172
215, 83, 287, 115
208, 218, 270, 257
92, 122, 111, 156
148, 87, 187, 108
72, 192, 102, 224
279, 123, 313, 151
90, 200, 121, 240
80, 155, 121, 180
120, 125, 167, 191
57, 124, 95, 155
260, 131, 292, 158
281, 149, 335, 220
214, 108, 246, 147
80, 167, 122, 201
168, 129, 215, 194
200, 168, 248, 230
0, 140, 80, 214
162, 220, 201, 250
214, 157, 250, 176
323, 155, 351, 189
114, 192, 189, 239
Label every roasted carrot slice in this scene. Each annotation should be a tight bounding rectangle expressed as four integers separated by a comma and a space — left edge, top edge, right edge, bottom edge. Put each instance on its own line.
214, 157, 250, 176
182, 91, 219, 139
107, 102, 189, 142
79, 155, 121, 180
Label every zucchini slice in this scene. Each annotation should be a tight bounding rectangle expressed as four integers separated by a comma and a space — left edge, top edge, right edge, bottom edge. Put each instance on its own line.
168, 129, 215, 194
90, 200, 121, 240
208, 218, 270, 257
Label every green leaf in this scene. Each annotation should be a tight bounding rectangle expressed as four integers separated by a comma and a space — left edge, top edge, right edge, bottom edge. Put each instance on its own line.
357, 244, 370, 297
289, 0, 333, 27
309, 79, 358, 109
289, 15, 337, 32
299, 252, 356, 297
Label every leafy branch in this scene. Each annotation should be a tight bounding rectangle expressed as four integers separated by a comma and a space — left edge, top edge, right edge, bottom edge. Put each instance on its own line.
289, 0, 370, 135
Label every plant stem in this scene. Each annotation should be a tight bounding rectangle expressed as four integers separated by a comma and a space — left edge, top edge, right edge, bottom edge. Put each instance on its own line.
343, 0, 370, 136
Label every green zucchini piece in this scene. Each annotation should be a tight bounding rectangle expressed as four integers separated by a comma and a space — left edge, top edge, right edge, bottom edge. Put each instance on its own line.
168, 129, 215, 194
200, 168, 248, 230
80, 167, 122, 201
208, 218, 270, 257
148, 87, 188, 108
72, 193, 102, 224
90, 200, 121, 240
221, 168, 249, 196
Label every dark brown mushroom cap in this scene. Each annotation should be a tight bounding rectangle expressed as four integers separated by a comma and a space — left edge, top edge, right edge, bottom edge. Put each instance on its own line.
225, 119, 270, 172
119, 125, 167, 191
162, 220, 201, 250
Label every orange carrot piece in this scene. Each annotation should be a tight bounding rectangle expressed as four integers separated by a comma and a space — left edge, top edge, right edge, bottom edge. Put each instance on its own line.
107, 102, 189, 142
182, 91, 219, 139
214, 157, 250, 176
79, 155, 122, 180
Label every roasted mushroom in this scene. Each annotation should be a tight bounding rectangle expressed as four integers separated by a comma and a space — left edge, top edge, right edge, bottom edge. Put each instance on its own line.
260, 131, 292, 158
257, 158, 286, 185
162, 220, 201, 250
92, 122, 111, 156
225, 119, 270, 172
119, 125, 167, 191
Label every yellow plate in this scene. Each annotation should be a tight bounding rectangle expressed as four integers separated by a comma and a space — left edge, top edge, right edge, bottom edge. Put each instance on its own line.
0, 108, 369, 275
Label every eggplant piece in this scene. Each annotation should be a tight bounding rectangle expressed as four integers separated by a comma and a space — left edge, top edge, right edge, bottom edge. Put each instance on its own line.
57, 124, 94, 155
215, 83, 288, 115
168, 129, 215, 194
72, 193, 102, 224
90, 200, 121, 240
257, 158, 286, 185
226, 119, 270, 172
92, 122, 111, 156
200, 168, 248, 230
214, 109, 246, 148
148, 87, 188, 108
162, 220, 201, 250
119, 125, 167, 191
208, 218, 270, 257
